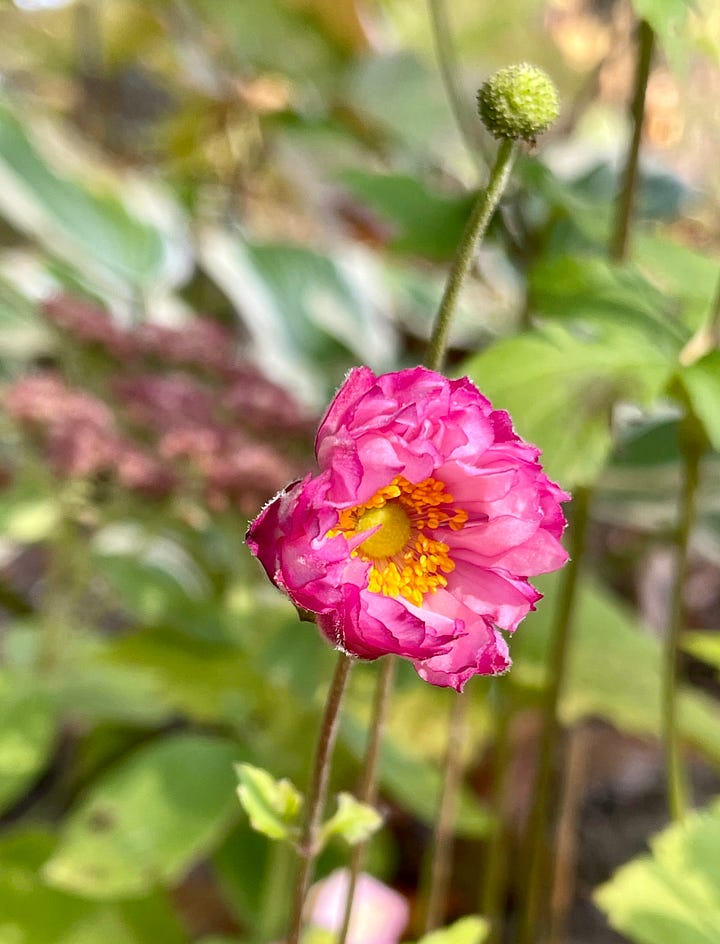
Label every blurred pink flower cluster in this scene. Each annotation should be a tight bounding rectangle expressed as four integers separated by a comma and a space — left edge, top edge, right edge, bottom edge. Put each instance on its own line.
5, 295, 312, 515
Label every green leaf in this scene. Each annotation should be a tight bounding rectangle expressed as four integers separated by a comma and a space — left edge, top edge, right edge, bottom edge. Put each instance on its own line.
199, 229, 397, 406
235, 763, 303, 842
631, 0, 693, 70
0, 829, 187, 944
529, 253, 687, 351
463, 321, 673, 487
0, 106, 172, 293
0, 674, 55, 815
511, 574, 720, 762
341, 716, 490, 838
319, 792, 383, 847
676, 352, 720, 451
595, 798, 720, 944
415, 915, 490, 944
43, 734, 239, 899
340, 172, 474, 261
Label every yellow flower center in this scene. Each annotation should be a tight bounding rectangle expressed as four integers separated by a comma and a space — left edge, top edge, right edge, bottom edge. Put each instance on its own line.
356, 503, 412, 558
330, 476, 468, 607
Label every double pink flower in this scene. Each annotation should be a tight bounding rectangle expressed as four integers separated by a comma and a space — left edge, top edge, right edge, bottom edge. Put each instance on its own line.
247, 367, 569, 690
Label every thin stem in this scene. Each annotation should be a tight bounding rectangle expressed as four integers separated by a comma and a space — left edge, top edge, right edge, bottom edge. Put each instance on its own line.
257, 839, 294, 943
424, 138, 518, 372
515, 486, 592, 944
548, 725, 591, 944
662, 434, 701, 821
424, 691, 470, 932
480, 681, 512, 944
426, 0, 490, 170
336, 657, 396, 944
610, 19, 655, 262
287, 652, 354, 944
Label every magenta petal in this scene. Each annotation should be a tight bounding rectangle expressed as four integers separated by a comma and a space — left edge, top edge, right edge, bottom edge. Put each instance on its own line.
246, 366, 570, 688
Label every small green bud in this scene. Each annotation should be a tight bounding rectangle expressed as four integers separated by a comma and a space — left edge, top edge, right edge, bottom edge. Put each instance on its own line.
477, 63, 560, 143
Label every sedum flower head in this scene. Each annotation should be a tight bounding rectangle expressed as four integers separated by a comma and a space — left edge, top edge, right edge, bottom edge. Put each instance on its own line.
477, 63, 559, 142
246, 367, 570, 691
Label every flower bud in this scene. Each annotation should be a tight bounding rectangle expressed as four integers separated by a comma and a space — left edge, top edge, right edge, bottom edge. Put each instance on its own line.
477, 63, 559, 142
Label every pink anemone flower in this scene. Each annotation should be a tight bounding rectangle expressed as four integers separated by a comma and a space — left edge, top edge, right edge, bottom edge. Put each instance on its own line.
246, 367, 570, 690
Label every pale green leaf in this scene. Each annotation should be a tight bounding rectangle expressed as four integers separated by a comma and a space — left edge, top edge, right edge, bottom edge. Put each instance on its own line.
595, 798, 720, 944
463, 321, 673, 487
319, 792, 383, 848
415, 915, 490, 944
235, 763, 303, 842
43, 735, 239, 899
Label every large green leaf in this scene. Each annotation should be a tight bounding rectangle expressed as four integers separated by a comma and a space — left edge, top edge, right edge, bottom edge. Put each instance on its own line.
0, 673, 55, 815
463, 321, 673, 487
0, 829, 186, 944
595, 798, 720, 944
529, 253, 687, 351
511, 574, 720, 762
340, 172, 474, 261
43, 734, 239, 899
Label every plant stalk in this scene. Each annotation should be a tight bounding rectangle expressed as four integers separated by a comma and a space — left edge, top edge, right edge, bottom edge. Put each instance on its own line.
423, 690, 470, 932
424, 138, 518, 371
287, 651, 354, 944
610, 19, 654, 262
515, 486, 592, 944
662, 435, 701, 821
336, 657, 396, 944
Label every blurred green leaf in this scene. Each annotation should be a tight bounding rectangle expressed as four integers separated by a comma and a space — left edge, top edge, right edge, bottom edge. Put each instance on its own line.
631, 0, 693, 69
0, 674, 55, 815
0, 106, 172, 293
341, 172, 473, 261
595, 798, 720, 944
0, 829, 186, 944
319, 792, 382, 847
529, 253, 687, 350
684, 632, 720, 675
676, 352, 720, 451
415, 915, 490, 944
235, 763, 302, 842
463, 321, 673, 487
44, 734, 239, 899
0, 280, 47, 372
512, 574, 720, 761
342, 716, 490, 838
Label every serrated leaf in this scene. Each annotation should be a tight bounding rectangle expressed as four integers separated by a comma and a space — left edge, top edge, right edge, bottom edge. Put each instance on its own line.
319, 792, 383, 848
43, 735, 239, 899
415, 916, 490, 944
595, 798, 720, 944
463, 321, 673, 487
236, 763, 303, 842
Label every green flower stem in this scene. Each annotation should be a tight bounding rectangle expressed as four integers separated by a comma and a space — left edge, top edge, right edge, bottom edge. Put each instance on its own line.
336, 656, 396, 944
423, 690, 470, 932
610, 19, 655, 262
426, 0, 490, 168
662, 434, 701, 821
480, 681, 512, 944
287, 651, 354, 944
424, 138, 518, 372
257, 839, 294, 943
516, 485, 592, 944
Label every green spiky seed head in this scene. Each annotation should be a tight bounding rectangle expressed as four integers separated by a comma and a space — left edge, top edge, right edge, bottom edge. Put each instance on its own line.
477, 63, 559, 142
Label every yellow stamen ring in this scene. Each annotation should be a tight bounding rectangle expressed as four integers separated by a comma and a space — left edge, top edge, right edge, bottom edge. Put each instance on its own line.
330, 475, 468, 607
